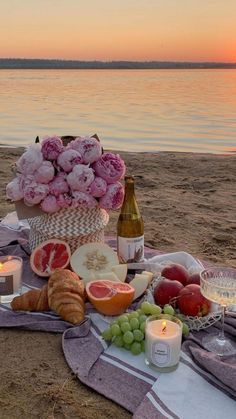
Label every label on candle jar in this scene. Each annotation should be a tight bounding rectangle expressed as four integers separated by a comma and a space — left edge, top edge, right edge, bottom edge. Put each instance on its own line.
151, 341, 171, 366
0, 275, 14, 295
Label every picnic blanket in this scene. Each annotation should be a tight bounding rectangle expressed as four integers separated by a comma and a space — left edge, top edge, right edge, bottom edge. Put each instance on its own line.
0, 215, 236, 418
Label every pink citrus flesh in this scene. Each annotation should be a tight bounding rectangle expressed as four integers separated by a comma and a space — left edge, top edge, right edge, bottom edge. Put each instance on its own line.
86, 280, 135, 316
30, 239, 71, 277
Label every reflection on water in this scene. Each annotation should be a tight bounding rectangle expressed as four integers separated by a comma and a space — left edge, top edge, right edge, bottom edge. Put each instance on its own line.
0, 69, 236, 154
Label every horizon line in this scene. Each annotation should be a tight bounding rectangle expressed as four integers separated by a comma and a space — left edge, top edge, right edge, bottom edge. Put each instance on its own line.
1, 57, 236, 64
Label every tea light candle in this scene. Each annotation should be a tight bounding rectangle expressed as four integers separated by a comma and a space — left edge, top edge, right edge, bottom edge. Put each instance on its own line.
145, 315, 182, 372
0, 256, 23, 302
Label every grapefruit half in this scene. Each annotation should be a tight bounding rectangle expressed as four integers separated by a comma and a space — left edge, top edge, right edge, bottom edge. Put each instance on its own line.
30, 239, 71, 277
86, 280, 135, 315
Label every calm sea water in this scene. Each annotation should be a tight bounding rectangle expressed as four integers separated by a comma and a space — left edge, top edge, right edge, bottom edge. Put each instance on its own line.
0, 69, 236, 154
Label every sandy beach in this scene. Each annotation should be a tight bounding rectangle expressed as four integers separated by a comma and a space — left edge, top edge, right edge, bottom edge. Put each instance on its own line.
0, 147, 236, 418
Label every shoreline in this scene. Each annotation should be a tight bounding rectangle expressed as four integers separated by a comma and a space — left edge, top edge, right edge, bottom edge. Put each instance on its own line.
0, 144, 235, 156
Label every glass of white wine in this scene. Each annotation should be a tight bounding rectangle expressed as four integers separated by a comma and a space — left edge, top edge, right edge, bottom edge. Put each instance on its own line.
200, 267, 236, 356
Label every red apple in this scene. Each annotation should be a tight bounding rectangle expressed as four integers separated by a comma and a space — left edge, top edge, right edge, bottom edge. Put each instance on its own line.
186, 273, 201, 286
154, 278, 184, 306
161, 263, 189, 286
178, 284, 210, 317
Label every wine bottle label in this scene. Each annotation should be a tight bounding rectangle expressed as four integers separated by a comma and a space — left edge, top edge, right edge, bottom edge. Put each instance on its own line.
117, 235, 144, 263
151, 341, 170, 367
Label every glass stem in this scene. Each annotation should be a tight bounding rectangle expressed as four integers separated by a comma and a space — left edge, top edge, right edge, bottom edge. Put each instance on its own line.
218, 305, 226, 341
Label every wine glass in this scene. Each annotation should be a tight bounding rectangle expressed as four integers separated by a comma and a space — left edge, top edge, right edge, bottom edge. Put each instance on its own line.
200, 267, 236, 356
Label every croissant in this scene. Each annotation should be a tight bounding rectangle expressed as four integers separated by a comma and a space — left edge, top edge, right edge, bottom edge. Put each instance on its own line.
11, 284, 49, 311
48, 268, 85, 325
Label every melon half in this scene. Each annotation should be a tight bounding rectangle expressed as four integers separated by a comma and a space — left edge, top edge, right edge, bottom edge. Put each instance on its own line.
70, 242, 119, 279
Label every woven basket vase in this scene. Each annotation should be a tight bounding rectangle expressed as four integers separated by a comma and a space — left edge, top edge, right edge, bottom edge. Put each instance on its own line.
28, 206, 109, 253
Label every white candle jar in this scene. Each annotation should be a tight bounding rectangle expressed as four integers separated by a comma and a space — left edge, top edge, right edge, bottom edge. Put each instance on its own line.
0, 256, 23, 303
145, 314, 182, 372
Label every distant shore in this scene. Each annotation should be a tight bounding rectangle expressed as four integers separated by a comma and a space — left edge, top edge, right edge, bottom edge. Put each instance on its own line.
1, 58, 236, 70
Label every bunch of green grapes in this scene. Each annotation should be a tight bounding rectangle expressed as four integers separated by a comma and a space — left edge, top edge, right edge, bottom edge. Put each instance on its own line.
101, 301, 190, 355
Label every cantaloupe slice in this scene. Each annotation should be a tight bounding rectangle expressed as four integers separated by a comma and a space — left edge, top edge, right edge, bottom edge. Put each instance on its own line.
141, 270, 153, 283
133, 273, 151, 283
81, 276, 97, 287
70, 242, 119, 279
111, 264, 127, 282
97, 272, 121, 282
80, 272, 121, 287
129, 274, 149, 301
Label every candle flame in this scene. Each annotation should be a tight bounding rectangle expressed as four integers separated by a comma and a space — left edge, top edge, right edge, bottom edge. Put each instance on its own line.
162, 321, 167, 334
0, 262, 3, 270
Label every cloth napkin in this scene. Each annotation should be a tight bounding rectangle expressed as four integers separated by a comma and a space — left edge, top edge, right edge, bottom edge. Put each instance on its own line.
0, 211, 29, 247
182, 319, 236, 396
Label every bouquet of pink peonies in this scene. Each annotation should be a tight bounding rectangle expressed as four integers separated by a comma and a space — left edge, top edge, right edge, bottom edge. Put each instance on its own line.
6, 135, 126, 252
6, 135, 126, 213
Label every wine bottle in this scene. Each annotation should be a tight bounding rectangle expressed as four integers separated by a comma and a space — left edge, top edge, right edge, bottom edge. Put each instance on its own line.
117, 176, 144, 263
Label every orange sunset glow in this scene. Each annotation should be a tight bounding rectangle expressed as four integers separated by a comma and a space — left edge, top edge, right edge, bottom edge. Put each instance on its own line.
0, 0, 236, 62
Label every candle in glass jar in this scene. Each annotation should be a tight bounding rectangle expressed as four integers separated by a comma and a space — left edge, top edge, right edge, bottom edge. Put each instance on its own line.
0, 256, 23, 302
145, 315, 182, 372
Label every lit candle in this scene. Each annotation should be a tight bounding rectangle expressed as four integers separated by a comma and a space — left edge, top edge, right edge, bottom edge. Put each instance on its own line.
0, 256, 23, 303
145, 314, 182, 372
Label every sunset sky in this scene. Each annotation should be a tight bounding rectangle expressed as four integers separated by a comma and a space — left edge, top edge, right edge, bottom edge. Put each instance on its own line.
0, 0, 235, 62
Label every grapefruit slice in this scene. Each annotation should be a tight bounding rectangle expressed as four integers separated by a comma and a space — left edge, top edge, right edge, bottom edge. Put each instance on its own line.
30, 239, 71, 277
86, 280, 135, 316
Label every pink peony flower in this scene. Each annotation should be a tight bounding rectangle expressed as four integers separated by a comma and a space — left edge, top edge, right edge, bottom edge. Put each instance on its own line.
16, 144, 43, 175
93, 152, 126, 184
57, 149, 83, 172
24, 183, 49, 206
73, 136, 102, 164
57, 193, 72, 209
40, 195, 61, 213
67, 164, 94, 192
72, 191, 98, 209
6, 178, 24, 201
41, 136, 64, 160
18, 174, 36, 192
49, 172, 69, 197
34, 161, 55, 184
89, 177, 107, 198
67, 136, 83, 151
99, 182, 124, 210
